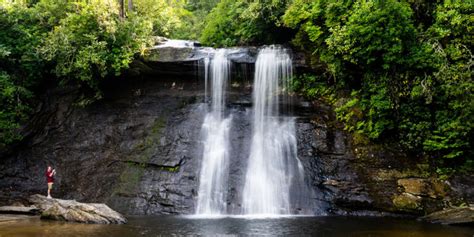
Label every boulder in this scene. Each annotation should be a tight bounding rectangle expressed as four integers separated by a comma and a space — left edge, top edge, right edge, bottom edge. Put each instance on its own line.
391, 178, 452, 213
392, 193, 422, 211
419, 206, 474, 225
398, 178, 428, 196
29, 194, 126, 224
397, 178, 448, 198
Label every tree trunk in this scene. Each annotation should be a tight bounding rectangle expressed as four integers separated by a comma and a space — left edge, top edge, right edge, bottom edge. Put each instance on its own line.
128, 0, 133, 11
119, 0, 125, 19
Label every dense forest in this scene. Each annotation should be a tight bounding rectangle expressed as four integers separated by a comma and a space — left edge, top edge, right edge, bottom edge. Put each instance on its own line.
0, 0, 472, 175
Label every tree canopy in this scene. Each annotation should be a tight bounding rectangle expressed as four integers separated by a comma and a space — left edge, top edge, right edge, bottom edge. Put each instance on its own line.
283, 0, 473, 170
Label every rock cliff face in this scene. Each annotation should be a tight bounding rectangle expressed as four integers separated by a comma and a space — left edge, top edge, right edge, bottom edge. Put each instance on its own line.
0, 45, 471, 216
0, 74, 206, 215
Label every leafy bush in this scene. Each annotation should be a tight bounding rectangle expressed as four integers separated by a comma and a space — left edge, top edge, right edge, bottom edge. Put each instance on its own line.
40, 1, 152, 100
284, 1, 473, 166
0, 4, 46, 148
200, 0, 291, 47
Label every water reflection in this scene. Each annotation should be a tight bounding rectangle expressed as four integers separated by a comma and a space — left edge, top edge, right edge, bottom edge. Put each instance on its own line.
0, 216, 472, 237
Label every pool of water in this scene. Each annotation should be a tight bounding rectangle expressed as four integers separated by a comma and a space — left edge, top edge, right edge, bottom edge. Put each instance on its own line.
0, 215, 472, 236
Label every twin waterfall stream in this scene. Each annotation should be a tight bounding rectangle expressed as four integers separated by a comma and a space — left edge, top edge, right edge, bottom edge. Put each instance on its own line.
196, 49, 232, 215
196, 46, 311, 217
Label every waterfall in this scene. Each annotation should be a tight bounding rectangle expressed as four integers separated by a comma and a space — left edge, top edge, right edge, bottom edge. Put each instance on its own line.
195, 46, 313, 217
196, 49, 232, 215
242, 46, 308, 215
203, 57, 210, 103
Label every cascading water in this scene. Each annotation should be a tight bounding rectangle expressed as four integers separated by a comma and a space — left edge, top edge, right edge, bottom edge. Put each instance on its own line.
203, 57, 210, 102
242, 46, 309, 216
196, 49, 232, 215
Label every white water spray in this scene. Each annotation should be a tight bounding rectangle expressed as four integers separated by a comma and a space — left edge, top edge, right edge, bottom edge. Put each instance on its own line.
242, 46, 307, 215
196, 49, 232, 215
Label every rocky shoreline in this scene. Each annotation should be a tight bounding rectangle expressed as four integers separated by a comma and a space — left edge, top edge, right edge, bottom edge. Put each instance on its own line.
0, 195, 126, 224
419, 205, 474, 226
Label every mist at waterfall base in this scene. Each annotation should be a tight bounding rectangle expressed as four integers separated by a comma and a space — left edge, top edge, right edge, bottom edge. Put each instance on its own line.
195, 46, 316, 217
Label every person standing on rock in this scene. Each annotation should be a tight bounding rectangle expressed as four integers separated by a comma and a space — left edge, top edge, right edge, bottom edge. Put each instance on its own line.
46, 166, 56, 199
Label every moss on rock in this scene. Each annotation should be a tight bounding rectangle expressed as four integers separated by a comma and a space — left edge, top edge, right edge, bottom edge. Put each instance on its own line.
397, 178, 449, 199
398, 178, 430, 196
393, 193, 422, 211
373, 166, 431, 181
113, 116, 168, 197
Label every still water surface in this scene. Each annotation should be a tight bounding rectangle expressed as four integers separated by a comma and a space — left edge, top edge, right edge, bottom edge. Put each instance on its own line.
0, 216, 472, 236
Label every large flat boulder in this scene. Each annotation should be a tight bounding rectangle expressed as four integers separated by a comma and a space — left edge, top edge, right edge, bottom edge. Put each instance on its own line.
419, 206, 474, 225
29, 194, 126, 224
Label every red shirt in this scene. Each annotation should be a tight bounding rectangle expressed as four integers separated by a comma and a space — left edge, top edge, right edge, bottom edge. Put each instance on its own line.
46, 170, 54, 183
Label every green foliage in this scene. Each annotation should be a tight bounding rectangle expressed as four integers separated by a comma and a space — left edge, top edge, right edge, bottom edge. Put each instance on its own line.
286, 0, 473, 167
0, 3, 46, 148
420, 2, 473, 160
121, 0, 225, 41
133, 0, 188, 38
292, 74, 336, 103
282, 0, 353, 70
200, 0, 291, 47
327, 1, 417, 73
199, 0, 241, 46
40, 1, 152, 100
0, 72, 29, 148
170, 0, 220, 40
